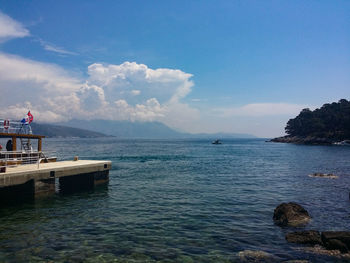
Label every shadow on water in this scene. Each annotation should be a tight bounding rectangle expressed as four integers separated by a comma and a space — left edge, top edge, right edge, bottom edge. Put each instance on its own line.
0, 180, 36, 207
0, 181, 109, 209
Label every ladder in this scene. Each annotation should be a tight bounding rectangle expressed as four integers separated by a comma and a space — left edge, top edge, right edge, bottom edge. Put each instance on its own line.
20, 138, 32, 152
18, 124, 33, 152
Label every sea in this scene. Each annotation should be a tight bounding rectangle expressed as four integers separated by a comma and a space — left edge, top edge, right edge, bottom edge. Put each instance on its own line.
1, 138, 350, 262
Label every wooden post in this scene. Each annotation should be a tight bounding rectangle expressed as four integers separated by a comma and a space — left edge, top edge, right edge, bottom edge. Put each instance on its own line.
38, 138, 42, 152
12, 136, 17, 159
11, 136, 16, 151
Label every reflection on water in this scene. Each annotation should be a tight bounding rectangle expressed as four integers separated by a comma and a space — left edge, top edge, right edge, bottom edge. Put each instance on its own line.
0, 138, 350, 262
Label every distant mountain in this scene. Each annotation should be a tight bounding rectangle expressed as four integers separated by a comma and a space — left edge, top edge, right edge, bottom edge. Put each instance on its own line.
55, 119, 256, 139
31, 123, 107, 138
56, 119, 186, 139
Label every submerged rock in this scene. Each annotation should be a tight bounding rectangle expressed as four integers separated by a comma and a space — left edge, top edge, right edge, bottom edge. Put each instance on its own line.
238, 250, 275, 262
285, 230, 322, 245
294, 244, 350, 258
308, 173, 338, 179
286, 231, 350, 255
273, 202, 311, 227
321, 231, 350, 253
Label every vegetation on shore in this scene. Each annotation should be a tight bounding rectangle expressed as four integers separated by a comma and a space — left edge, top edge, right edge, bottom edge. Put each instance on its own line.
272, 99, 350, 144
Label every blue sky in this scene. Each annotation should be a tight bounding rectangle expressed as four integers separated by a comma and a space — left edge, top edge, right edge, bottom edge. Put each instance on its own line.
0, 0, 349, 137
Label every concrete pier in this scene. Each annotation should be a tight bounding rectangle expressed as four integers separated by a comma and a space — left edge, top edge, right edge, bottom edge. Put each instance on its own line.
0, 160, 111, 198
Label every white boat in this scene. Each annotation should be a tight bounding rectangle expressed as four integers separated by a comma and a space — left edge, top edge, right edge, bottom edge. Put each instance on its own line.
212, 139, 222, 144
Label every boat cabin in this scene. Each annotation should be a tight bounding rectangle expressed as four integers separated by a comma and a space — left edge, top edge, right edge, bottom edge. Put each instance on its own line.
0, 118, 51, 170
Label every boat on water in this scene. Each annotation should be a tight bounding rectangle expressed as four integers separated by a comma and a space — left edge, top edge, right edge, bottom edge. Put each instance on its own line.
212, 139, 222, 144
0, 112, 53, 168
333, 140, 350, 146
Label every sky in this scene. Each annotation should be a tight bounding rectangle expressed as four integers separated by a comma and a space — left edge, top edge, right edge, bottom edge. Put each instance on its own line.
0, 0, 349, 137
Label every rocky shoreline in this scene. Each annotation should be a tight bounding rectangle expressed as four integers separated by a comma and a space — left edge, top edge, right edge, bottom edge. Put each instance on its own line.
270, 136, 335, 145
273, 202, 350, 257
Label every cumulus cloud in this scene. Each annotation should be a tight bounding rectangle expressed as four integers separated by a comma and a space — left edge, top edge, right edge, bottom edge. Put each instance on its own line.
0, 11, 313, 137
0, 52, 81, 121
0, 54, 199, 126
0, 50, 310, 137
86, 62, 193, 104
76, 84, 106, 111
111, 98, 164, 121
77, 61, 196, 122
0, 11, 29, 42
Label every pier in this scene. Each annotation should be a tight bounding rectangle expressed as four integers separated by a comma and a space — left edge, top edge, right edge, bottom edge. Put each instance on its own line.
0, 160, 111, 198
0, 116, 111, 201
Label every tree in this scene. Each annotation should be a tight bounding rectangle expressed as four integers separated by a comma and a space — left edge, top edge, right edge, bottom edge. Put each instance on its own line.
285, 99, 350, 140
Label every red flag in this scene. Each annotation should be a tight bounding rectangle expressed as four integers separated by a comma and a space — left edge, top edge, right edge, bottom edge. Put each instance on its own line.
27, 111, 33, 124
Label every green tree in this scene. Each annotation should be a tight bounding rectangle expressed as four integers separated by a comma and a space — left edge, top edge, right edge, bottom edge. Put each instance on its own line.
285, 99, 350, 140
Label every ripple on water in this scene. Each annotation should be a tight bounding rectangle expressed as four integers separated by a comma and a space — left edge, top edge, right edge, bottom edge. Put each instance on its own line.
0, 138, 350, 262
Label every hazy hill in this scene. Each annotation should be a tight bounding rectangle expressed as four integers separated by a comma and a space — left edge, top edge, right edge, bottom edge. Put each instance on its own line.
56, 119, 186, 139
56, 119, 256, 139
31, 123, 107, 138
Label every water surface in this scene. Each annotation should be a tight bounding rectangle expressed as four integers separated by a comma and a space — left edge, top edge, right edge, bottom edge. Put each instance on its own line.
1, 138, 350, 262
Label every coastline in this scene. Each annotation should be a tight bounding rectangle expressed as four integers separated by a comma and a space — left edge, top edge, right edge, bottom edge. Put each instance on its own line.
270, 135, 335, 145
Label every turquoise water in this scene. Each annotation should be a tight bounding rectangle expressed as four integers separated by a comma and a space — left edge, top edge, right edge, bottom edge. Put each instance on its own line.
1, 138, 350, 262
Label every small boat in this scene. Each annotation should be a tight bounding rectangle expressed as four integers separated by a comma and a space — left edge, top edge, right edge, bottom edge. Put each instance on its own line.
212, 139, 222, 144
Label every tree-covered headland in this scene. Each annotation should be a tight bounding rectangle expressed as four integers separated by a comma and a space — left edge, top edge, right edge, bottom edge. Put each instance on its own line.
272, 99, 350, 144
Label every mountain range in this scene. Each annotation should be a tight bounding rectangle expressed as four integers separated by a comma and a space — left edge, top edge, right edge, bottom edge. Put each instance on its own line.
31, 123, 107, 138
32, 119, 256, 139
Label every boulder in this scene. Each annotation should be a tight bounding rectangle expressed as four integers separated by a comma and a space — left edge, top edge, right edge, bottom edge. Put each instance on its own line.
283, 261, 310, 263
321, 231, 350, 253
324, 239, 348, 253
273, 202, 311, 226
238, 250, 275, 262
285, 230, 322, 245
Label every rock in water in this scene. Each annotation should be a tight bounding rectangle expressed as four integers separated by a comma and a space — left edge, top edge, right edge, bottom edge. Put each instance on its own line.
308, 173, 338, 179
321, 231, 350, 253
285, 231, 322, 245
283, 261, 310, 263
238, 250, 275, 262
273, 202, 311, 226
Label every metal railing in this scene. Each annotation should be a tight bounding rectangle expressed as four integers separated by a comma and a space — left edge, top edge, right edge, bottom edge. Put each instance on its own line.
0, 119, 32, 134
0, 151, 56, 172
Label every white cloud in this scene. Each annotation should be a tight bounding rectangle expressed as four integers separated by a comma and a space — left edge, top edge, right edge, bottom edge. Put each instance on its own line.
0, 11, 29, 42
131, 90, 141, 96
85, 62, 194, 104
0, 11, 326, 137
78, 61, 196, 122
0, 52, 82, 121
0, 12, 198, 126
0, 55, 199, 126
76, 84, 106, 111
0, 11, 75, 55
38, 39, 78, 55
0, 51, 311, 137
